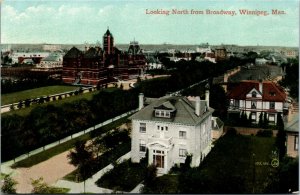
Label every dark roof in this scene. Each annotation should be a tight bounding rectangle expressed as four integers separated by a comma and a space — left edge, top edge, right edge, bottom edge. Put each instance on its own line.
227, 80, 286, 102
84, 47, 102, 59
104, 29, 113, 37
64, 47, 82, 59
130, 96, 214, 125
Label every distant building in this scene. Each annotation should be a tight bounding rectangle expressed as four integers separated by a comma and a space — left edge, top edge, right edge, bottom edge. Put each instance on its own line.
214, 47, 227, 61
43, 44, 62, 52
130, 92, 215, 174
227, 80, 288, 124
11, 52, 50, 64
37, 53, 63, 69
255, 58, 269, 65
62, 28, 146, 85
285, 113, 298, 158
280, 49, 298, 58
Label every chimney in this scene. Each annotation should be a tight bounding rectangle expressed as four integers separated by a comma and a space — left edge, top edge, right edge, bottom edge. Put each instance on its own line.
259, 80, 263, 93
138, 93, 144, 110
205, 90, 210, 108
195, 96, 201, 116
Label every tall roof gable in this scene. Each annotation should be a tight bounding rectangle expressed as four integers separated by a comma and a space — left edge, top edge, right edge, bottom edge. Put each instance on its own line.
227, 80, 286, 102
64, 47, 82, 58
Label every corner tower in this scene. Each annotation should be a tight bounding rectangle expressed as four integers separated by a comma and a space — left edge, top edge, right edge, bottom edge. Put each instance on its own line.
103, 27, 114, 55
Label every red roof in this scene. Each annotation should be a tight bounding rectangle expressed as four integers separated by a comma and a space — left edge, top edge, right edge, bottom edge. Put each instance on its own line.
227, 80, 286, 102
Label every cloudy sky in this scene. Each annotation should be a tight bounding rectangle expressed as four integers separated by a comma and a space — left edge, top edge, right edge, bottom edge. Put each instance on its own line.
1, 0, 299, 46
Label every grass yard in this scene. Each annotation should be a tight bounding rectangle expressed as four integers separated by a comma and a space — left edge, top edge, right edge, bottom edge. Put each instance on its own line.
2, 87, 119, 117
141, 134, 277, 194
95, 159, 148, 192
1, 85, 79, 105
11, 116, 130, 168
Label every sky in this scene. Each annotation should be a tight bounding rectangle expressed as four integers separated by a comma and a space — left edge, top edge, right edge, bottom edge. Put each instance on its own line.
1, 0, 299, 46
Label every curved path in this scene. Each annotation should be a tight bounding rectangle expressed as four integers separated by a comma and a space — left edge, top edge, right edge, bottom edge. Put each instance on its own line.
12, 150, 76, 193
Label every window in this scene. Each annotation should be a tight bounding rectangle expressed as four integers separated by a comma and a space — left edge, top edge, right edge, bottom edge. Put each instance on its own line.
165, 126, 168, 131
157, 125, 160, 130
252, 91, 257, 98
179, 149, 187, 157
270, 102, 275, 109
165, 112, 170, 117
139, 123, 146, 133
251, 101, 257, 109
251, 112, 256, 121
139, 140, 146, 152
155, 110, 160, 117
161, 111, 165, 117
295, 136, 298, 151
269, 114, 275, 122
234, 100, 239, 108
179, 131, 187, 139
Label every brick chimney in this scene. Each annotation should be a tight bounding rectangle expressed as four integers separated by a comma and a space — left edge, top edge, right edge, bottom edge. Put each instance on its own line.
259, 80, 263, 94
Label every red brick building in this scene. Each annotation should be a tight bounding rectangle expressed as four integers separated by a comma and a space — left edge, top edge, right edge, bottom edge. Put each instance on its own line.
62, 29, 146, 85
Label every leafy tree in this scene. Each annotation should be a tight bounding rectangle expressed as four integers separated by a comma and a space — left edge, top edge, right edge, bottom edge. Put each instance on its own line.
276, 113, 286, 160
68, 140, 94, 193
17, 100, 23, 109
258, 112, 263, 127
1, 175, 17, 193
24, 99, 31, 107
9, 104, 15, 111
262, 112, 269, 128
142, 164, 157, 193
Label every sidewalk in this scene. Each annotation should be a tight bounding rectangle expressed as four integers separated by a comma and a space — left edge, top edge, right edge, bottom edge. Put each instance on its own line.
53, 152, 131, 193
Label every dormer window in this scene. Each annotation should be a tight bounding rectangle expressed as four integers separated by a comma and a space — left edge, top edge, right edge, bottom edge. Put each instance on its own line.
252, 91, 257, 98
154, 100, 176, 119
155, 110, 171, 118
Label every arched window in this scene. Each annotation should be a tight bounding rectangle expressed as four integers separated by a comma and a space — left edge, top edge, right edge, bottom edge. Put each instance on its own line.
252, 91, 257, 98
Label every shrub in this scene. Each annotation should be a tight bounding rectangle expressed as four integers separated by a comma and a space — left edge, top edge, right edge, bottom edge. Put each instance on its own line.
256, 130, 273, 137
227, 128, 237, 136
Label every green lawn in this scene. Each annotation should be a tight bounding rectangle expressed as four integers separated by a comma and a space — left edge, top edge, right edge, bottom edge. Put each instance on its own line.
11, 116, 130, 168
141, 134, 277, 193
2, 88, 119, 117
1, 85, 79, 105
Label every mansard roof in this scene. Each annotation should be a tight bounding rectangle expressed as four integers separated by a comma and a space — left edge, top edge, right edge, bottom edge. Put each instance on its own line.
64, 47, 82, 59
227, 80, 286, 102
130, 96, 213, 125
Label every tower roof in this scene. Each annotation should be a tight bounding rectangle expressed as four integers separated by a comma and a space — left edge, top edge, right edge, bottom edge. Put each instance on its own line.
104, 28, 113, 37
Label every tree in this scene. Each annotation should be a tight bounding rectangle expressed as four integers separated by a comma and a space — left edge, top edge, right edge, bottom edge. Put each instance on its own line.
1, 175, 17, 193
68, 140, 94, 193
258, 112, 263, 127
262, 112, 269, 128
276, 113, 286, 160
142, 164, 158, 193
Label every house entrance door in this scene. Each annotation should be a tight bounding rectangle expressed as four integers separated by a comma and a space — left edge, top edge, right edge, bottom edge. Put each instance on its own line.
153, 150, 165, 168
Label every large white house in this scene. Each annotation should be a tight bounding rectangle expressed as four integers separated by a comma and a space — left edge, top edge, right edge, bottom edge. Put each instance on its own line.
227, 80, 288, 124
130, 92, 214, 174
